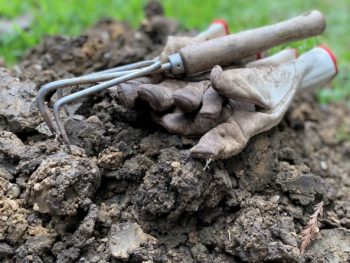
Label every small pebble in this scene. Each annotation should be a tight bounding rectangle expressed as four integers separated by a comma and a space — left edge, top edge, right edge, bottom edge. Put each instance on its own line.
269, 195, 280, 203
33, 183, 42, 192
32, 64, 42, 71
96, 244, 105, 252
171, 161, 181, 168
86, 115, 102, 124
11, 184, 21, 198
320, 161, 328, 170
8, 199, 19, 211
91, 255, 100, 263
33, 203, 40, 211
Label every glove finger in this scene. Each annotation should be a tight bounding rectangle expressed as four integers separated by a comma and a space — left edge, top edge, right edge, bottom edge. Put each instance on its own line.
190, 118, 247, 160
153, 110, 197, 136
173, 80, 210, 112
199, 86, 224, 119
109, 75, 162, 108
154, 103, 233, 137
138, 79, 186, 112
211, 65, 270, 108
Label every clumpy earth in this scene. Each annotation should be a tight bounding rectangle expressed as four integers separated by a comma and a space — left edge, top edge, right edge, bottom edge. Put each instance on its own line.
1, 2, 349, 263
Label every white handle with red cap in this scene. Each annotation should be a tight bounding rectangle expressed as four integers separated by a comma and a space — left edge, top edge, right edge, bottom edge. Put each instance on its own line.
300, 46, 338, 89
196, 19, 229, 41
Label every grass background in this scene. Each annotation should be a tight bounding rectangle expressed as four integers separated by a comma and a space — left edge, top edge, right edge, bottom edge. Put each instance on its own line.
0, 0, 349, 103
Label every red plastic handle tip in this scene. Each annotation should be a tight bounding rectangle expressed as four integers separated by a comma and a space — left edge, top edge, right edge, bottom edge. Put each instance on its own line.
212, 19, 229, 35
318, 45, 338, 73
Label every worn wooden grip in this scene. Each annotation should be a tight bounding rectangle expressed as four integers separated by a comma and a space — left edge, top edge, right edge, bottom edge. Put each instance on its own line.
179, 10, 326, 75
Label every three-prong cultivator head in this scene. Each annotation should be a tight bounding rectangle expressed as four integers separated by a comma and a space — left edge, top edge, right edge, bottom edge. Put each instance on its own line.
36, 59, 164, 151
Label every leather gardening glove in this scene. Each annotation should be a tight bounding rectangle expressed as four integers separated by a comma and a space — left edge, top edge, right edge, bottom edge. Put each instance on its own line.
152, 48, 299, 136
190, 46, 338, 159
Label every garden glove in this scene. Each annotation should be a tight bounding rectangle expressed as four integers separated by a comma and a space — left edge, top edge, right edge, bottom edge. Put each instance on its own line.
153, 48, 299, 136
190, 46, 338, 159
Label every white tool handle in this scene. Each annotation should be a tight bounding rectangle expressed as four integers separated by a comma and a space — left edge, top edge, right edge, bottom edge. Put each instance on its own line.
196, 19, 229, 41
300, 46, 338, 89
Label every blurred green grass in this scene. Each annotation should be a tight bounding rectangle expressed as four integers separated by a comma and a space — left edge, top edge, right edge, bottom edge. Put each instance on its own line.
0, 0, 349, 103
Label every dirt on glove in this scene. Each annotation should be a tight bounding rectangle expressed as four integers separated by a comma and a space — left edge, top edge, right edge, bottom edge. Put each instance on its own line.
1, 3, 349, 262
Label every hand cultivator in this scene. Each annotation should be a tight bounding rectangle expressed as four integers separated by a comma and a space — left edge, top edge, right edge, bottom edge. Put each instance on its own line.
36, 10, 328, 155
36, 20, 229, 151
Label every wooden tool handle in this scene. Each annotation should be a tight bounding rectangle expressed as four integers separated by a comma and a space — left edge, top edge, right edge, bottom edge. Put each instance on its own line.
179, 10, 326, 75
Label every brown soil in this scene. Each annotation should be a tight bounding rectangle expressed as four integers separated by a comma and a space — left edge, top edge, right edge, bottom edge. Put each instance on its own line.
0, 3, 349, 263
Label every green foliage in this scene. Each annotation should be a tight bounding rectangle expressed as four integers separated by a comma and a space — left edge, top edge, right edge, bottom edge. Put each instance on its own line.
0, 0, 349, 102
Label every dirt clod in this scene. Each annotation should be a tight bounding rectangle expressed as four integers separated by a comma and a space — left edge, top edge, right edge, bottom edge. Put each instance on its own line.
23, 150, 100, 216
0, 68, 41, 133
306, 228, 350, 262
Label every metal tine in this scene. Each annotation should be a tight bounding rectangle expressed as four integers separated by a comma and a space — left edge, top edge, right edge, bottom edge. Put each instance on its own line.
87, 59, 156, 76
56, 89, 72, 116
52, 61, 165, 152
36, 59, 155, 134
36, 68, 141, 134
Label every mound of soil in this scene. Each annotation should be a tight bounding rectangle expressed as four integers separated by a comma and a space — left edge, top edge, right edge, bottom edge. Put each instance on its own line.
1, 2, 349, 262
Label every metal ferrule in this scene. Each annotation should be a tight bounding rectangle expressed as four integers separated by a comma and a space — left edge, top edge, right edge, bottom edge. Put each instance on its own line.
168, 53, 185, 75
